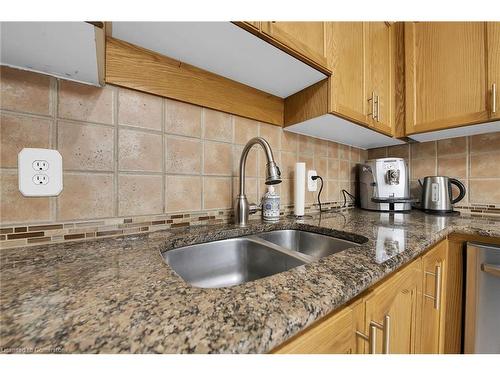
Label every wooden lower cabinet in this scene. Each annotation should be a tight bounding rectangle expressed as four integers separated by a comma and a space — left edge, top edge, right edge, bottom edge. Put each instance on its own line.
270, 240, 463, 354
272, 298, 365, 354
363, 258, 422, 354
419, 240, 448, 353
272, 258, 423, 354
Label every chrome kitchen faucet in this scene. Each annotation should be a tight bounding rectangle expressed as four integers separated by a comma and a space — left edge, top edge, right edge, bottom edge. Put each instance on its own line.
234, 137, 281, 227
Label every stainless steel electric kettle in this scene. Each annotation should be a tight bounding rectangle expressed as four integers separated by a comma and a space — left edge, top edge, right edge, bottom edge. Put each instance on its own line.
419, 176, 466, 213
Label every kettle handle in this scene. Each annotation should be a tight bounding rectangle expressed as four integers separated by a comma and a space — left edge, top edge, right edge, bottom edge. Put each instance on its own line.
449, 178, 466, 204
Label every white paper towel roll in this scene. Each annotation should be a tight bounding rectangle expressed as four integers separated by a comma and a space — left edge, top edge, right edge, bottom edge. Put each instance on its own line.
294, 162, 306, 216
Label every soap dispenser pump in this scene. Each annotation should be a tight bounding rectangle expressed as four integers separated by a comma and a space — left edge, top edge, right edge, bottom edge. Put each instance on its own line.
261, 185, 280, 221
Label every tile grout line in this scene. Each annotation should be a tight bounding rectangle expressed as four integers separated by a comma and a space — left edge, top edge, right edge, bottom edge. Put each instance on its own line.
51, 77, 59, 223
201, 107, 206, 210
162, 97, 166, 214
0, 108, 54, 121
230, 114, 235, 206
113, 87, 119, 217
0, 107, 117, 130
466, 135, 471, 204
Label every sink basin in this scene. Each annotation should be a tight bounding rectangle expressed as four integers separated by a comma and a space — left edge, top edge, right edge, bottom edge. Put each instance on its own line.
162, 238, 305, 288
255, 229, 358, 259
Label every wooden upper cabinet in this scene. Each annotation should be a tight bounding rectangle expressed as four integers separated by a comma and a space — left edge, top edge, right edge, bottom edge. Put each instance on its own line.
324, 22, 395, 136
363, 259, 422, 354
326, 22, 367, 124
261, 22, 328, 71
405, 22, 489, 134
244, 21, 261, 31
366, 22, 394, 135
488, 22, 500, 120
419, 240, 448, 354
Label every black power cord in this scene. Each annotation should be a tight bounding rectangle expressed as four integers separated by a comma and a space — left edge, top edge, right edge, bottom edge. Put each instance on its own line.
311, 175, 357, 212
342, 189, 356, 208
311, 175, 326, 212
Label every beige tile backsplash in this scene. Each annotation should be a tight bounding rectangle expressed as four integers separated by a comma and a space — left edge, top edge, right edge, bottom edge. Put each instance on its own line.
58, 173, 115, 220
0, 66, 365, 227
2, 66, 498, 232
58, 120, 115, 171
165, 136, 202, 174
58, 80, 114, 124
0, 66, 52, 116
0, 67, 500, 246
204, 141, 233, 175
118, 174, 163, 216
1, 113, 52, 168
164, 99, 202, 137
1, 171, 52, 223
117, 88, 162, 131
118, 128, 163, 172
368, 134, 500, 206
203, 109, 233, 142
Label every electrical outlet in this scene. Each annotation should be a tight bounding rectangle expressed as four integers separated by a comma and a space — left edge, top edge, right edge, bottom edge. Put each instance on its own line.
32, 174, 49, 185
18, 148, 63, 197
307, 170, 318, 192
32, 160, 49, 171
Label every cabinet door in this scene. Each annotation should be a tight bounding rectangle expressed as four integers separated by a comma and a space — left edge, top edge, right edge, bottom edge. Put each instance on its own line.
488, 22, 500, 119
419, 240, 448, 353
326, 22, 367, 124
244, 21, 260, 31
405, 22, 489, 134
272, 299, 365, 354
364, 258, 422, 354
366, 22, 394, 135
261, 22, 327, 69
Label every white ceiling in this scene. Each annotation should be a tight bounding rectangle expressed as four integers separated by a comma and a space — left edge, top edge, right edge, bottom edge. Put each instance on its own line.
111, 22, 327, 98
0, 22, 100, 85
285, 114, 405, 150
408, 121, 500, 142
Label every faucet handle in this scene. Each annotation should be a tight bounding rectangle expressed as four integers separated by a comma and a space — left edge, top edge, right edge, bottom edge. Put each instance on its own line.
248, 203, 260, 215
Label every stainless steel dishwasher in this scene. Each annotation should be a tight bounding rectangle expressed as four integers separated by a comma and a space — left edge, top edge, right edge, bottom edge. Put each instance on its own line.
464, 242, 500, 354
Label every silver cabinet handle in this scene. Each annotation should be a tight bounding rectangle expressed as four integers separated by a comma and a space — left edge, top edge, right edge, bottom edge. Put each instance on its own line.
370, 324, 377, 354
356, 324, 377, 354
493, 83, 497, 114
376, 95, 380, 122
424, 264, 442, 310
482, 263, 500, 277
368, 91, 376, 120
371, 315, 391, 354
383, 315, 390, 354
434, 265, 442, 310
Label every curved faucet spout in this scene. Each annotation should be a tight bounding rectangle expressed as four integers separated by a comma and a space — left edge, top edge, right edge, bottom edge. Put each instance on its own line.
235, 137, 281, 226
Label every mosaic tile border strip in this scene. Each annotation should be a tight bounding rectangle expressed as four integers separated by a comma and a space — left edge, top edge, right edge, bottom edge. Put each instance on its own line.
454, 203, 500, 217
2, 202, 498, 250
0, 201, 354, 249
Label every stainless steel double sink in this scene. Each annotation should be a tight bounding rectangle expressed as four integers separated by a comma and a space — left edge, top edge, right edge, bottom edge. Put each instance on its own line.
162, 229, 360, 288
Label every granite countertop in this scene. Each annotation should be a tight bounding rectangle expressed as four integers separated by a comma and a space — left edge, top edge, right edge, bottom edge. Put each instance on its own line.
1, 209, 500, 353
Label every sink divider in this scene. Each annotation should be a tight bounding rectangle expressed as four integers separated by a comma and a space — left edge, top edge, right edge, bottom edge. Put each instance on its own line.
244, 235, 315, 264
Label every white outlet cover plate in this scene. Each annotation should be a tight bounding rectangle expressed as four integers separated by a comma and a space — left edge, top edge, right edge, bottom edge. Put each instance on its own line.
18, 148, 63, 197
307, 170, 318, 192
